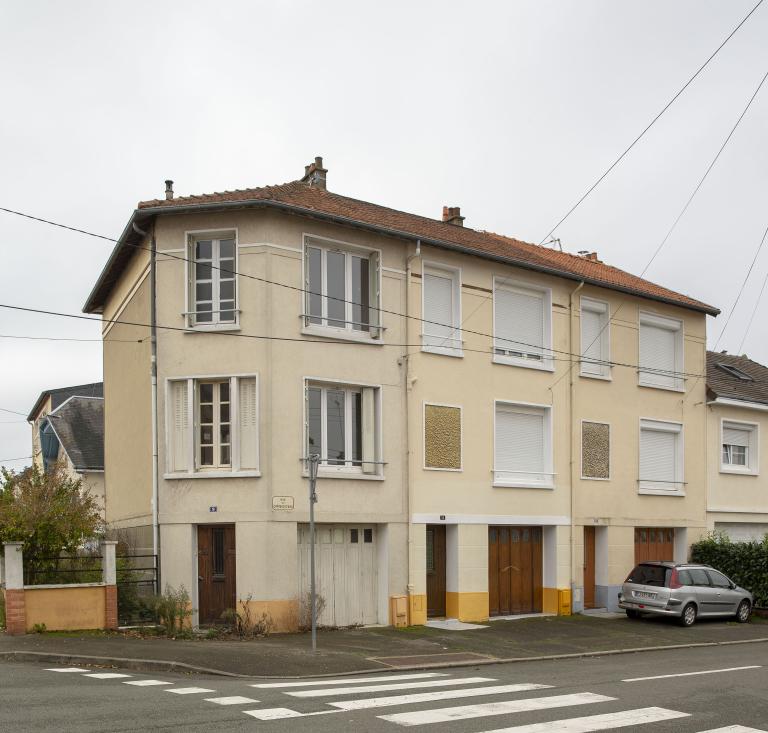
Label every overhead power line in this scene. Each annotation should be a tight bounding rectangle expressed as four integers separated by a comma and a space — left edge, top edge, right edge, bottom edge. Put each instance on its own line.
0, 407, 27, 417
0, 333, 142, 343
737, 263, 768, 353
0, 456, 32, 463
538, 0, 765, 244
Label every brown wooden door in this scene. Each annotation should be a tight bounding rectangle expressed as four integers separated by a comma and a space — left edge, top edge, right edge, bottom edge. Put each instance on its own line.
634, 527, 675, 564
489, 526, 542, 616
583, 526, 596, 609
426, 525, 446, 617
197, 524, 236, 625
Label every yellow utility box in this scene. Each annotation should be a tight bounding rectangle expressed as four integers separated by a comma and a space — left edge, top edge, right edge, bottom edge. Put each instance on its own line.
390, 595, 409, 627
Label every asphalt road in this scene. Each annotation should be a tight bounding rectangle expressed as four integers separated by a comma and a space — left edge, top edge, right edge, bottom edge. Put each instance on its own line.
2, 642, 767, 732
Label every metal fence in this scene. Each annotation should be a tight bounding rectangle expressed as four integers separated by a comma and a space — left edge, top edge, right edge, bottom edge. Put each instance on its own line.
24, 555, 103, 586
116, 554, 158, 626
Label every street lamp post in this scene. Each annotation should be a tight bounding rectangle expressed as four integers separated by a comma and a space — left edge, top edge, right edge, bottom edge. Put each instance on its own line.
307, 453, 320, 652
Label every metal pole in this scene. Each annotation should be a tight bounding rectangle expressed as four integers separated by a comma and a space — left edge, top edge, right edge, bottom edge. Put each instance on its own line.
308, 453, 319, 652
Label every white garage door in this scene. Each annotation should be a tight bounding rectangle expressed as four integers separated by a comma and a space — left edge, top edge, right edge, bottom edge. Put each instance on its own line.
714, 522, 768, 542
298, 524, 378, 627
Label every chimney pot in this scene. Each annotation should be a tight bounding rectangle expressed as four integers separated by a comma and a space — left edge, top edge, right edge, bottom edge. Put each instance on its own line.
442, 205, 465, 226
164, 180, 174, 200
301, 156, 328, 190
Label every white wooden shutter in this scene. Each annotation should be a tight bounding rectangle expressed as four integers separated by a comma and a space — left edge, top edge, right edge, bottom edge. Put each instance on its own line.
238, 377, 259, 470
494, 284, 544, 357
169, 380, 190, 473
639, 322, 676, 388
361, 387, 376, 474
495, 407, 545, 474
368, 251, 380, 338
723, 426, 750, 447
580, 305, 605, 375
640, 427, 677, 484
423, 270, 455, 344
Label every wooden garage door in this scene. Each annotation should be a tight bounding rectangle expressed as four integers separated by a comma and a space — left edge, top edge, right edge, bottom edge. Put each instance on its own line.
635, 527, 675, 563
298, 524, 377, 627
489, 526, 542, 616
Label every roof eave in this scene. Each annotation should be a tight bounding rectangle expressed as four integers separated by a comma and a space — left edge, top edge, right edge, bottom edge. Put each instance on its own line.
85, 198, 721, 316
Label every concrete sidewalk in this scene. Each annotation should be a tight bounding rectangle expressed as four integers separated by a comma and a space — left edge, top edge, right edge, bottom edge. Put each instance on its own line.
2, 614, 767, 678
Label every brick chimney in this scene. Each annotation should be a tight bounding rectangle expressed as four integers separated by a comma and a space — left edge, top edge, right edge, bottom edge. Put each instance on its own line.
164, 180, 174, 200
301, 156, 327, 189
442, 206, 464, 226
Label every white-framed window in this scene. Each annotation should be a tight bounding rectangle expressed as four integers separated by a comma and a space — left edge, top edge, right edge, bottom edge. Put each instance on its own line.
305, 380, 381, 476
721, 419, 759, 475
186, 231, 238, 329
165, 374, 259, 477
493, 401, 553, 488
638, 312, 683, 391
492, 277, 553, 370
580, 297, 610, 379
304, 236, 381, 339
639, 418, 684, 495
422, 262, 462, 357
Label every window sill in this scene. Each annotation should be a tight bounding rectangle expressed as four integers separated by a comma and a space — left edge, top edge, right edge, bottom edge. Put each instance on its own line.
492, 355, 554, 372
638, 486, 685, 497
302, 471, 385, 481
163, 470, 261, 480
301, 325, 383, 345
638, 379, 685, 393
719, 467, 759, 476
580, 475, 611, 482
422, 345, 463, 358
579, 371, 612, 382
493, 482, 554, 490
424, 466, 463, 472
184, 324, 242, 334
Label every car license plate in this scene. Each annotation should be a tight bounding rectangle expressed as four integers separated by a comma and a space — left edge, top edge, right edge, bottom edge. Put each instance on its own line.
635, 591, 656, 600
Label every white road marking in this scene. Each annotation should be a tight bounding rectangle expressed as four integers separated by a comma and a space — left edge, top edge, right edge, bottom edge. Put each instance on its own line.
622, 665, 761, 682
165, 687, 216, 695
45, 668, 90, 673
252, 672, 447, 688
83, 673, 132, 679
123, 680, 172, 687
204, 696, 259, 705
379, 692, 615, 726
473, 707, 689, 732
698, 728, 768, 732
331, 683, 552, 711
243, 708, 342, 720
288, 676, 496, 698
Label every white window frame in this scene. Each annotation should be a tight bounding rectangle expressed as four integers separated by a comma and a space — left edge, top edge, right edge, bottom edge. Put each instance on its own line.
493, 400, 554, 489
303, 377, 384, 480
422, 402, 463, 472
579, 296, 610, 379
638, 312, 684, 392
492, 277, 553, 371
196, 380, 232, 470
163, 373, 260, 479
580, 419, 611, 481
638, 418, 684, 495
421, 261, 463, 357
184, 229, 240, 331
720, 418, 759, 476
301, 234, 383, 344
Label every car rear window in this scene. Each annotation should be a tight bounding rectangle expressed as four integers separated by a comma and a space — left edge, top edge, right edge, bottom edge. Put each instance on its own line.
626, 564, 669, 587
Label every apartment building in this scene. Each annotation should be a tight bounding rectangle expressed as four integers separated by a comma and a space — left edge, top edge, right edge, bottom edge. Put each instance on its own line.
706, 351, 768, 542
84, 158, 718, 628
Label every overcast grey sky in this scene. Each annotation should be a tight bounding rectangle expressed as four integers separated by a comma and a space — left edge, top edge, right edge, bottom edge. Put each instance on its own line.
1, 0, 767, 471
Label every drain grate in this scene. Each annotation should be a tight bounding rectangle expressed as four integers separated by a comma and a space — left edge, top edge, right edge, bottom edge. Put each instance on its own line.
368, 652, 496, 667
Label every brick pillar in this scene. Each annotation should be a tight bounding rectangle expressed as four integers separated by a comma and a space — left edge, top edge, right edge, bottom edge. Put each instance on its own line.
3, 543, 26, 635
101, 541, 118, 630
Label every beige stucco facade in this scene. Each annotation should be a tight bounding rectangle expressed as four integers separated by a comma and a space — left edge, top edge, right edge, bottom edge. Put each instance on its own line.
94, 187, 714, 628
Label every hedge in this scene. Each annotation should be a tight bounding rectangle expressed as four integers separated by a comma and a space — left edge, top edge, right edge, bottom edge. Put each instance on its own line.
690, 533, 768, 608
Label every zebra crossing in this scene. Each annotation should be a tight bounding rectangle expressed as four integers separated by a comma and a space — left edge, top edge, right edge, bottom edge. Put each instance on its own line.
44, 666, 768, 731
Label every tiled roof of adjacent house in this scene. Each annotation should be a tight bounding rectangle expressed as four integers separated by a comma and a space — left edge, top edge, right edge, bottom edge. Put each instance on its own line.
46, 396, 104, 472
707, 351, 768, 406
84, 178, 719, 315
27, 381, 104, 422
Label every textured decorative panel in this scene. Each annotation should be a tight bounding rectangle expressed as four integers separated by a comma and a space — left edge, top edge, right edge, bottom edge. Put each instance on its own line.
424, 404, 461, 469
582, 422, 610, 478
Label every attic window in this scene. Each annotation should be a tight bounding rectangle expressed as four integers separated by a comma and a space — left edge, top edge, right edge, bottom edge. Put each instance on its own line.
716, 363, 753, 382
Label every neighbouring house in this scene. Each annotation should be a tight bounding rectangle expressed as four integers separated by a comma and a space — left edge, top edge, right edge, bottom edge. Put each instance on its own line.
706, 351, 768, 542
83, 157, 719, 628
28, 382, 105, 510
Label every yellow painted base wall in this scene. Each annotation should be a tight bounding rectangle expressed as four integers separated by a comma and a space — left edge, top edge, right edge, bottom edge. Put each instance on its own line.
542, 587, 572, 616
242, 599, 299, 633
408, 593, 427, 626
24, 586, 106, 631
446, 592, 489, 622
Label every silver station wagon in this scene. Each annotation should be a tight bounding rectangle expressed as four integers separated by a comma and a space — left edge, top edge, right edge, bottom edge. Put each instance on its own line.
618, 561, 753, 627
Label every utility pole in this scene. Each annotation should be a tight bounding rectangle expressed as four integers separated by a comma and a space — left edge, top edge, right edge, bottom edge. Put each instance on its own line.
307, 453, 320, 652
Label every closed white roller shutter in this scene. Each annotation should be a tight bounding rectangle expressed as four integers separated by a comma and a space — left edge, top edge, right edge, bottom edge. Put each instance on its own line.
423, 271, 455, 346
494, 285, 544, 358
169, 380, 190, 473
640, 426, 677, 485
639, 319, 678, 389
495, 406, 547, 485
580, 300, 608, 377
238, 376, 259, 470
723, 426, 750, 447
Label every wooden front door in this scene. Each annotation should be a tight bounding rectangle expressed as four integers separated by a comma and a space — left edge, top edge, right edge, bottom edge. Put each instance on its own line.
426, 525, 446, 617
489, 526, 542, 616
197, 524, 236, 625
634, 527, 675, 564
583, 526, 596, 609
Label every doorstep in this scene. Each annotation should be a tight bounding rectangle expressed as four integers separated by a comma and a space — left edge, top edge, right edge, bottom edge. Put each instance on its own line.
425, 619, 488, 631
487, 612, 556, 621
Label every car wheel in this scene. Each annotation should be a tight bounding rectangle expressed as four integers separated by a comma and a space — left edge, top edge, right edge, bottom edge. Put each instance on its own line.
626, 610, 641, 619
679, 603, 697, 627
736, 599, 751, 623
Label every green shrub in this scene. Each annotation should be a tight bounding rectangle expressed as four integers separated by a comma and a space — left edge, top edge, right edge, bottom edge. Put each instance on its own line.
146, 584, 193, 635
690, 532, 768, 607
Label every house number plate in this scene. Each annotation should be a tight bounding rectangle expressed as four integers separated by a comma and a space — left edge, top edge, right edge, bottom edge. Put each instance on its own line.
272, 496, 294, 511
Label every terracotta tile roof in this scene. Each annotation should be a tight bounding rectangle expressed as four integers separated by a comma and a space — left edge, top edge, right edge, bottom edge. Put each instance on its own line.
84, 180, 720, 314
707, 351, 768, 405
